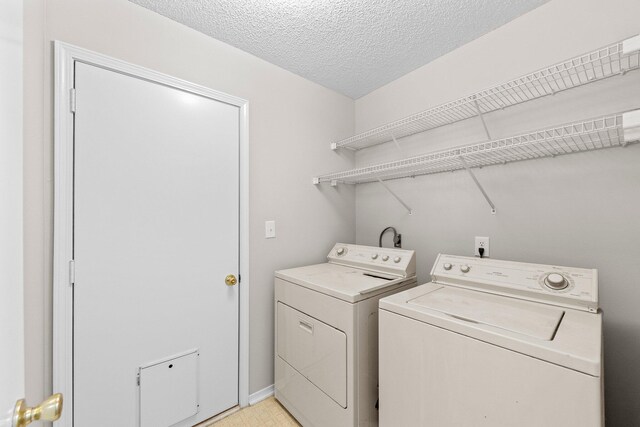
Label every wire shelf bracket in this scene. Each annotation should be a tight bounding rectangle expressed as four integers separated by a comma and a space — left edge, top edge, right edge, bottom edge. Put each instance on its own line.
331, 34, 640, 151
474, 97, 492, 141
391, 133, 402, 150
459, 156, 496, 214
376, 178, 413, 215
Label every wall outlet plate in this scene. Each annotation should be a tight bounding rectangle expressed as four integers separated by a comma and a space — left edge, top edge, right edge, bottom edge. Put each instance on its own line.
265, 220, 276, 239
475, 236, 489, 257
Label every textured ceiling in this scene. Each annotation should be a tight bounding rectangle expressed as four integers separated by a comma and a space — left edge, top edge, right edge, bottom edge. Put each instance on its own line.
130, 0, 548, 99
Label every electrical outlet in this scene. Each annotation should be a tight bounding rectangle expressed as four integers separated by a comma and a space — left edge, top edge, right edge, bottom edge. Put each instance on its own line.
265, 220, 276, 239
475, 236, 490, 258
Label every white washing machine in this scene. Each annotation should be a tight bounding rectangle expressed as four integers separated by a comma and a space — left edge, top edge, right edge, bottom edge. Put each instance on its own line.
379, 254, 603, 427
275, 243, 417, 426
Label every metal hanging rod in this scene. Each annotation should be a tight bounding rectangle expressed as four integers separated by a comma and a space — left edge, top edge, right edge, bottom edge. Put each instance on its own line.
313, 110, 640, 186
331, 35, 640, 151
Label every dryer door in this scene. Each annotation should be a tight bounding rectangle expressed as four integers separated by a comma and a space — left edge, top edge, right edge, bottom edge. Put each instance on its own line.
276, 302, 347, 408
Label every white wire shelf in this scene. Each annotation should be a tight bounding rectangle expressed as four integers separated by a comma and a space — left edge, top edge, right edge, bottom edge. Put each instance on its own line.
315, 110, 640, 185
332, 35, 640, 151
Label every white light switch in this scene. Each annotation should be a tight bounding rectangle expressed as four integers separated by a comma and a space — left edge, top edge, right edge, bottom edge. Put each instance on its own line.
265, 220, 276, 239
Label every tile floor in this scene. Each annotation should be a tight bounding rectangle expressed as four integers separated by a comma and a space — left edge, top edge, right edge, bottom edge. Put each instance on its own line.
207, 397, 300, 426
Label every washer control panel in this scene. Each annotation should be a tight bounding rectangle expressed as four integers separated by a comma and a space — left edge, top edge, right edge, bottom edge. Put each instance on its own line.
431, 254, 598, 312
328, 243, 416, 278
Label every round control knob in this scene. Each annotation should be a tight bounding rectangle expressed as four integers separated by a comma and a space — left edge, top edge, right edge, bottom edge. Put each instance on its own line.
460, 265, 470, 273
382, 255, 389, 262
371, 253, 378, 260
336, 247, 345, 256
443, 263, 452, 271
393, 256, 401, 263
545, 273, 568, 290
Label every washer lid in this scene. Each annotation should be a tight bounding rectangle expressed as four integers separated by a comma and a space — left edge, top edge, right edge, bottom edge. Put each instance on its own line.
275, 263, 412, 303
408, 287, 564, 340
380, 284, 602, 377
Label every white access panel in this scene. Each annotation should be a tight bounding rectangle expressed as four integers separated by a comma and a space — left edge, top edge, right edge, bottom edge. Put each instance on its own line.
139, 350, 199, 427
73, 62, 240, 426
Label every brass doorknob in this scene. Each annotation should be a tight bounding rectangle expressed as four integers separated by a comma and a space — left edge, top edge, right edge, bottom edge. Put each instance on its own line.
13, 393, 63, 427
225, 274, 238, 286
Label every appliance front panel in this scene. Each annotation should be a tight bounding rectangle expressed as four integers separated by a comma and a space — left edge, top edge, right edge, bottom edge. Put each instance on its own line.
277, 302, 347, 408
379, 310, 603, 427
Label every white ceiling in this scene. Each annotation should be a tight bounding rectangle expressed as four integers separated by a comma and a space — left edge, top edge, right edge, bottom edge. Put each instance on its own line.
130, 0, 548, 99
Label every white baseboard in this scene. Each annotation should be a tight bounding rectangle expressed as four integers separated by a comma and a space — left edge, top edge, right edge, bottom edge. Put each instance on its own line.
248, 384, 274, 406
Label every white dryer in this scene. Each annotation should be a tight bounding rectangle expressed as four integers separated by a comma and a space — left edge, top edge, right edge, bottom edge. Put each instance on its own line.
379, 254, 603, 427
275, 243, 417, 426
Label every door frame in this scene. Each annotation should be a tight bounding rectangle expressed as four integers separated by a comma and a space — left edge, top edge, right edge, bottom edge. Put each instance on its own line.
52, 41, 250, 427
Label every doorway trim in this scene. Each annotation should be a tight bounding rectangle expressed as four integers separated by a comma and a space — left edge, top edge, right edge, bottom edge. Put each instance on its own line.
52, 41, 250, 427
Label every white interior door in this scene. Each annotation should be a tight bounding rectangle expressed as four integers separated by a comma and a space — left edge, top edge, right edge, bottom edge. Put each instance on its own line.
73, 62, 240, 426
0, 0, 24, 425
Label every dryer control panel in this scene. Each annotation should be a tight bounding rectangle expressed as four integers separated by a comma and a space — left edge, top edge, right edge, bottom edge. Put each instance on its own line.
328, 243, 416, 278
431, 254, 598, 312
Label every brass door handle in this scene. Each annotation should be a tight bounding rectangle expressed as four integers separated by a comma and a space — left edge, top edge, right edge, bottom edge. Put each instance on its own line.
13, 393, 63, 427
225, 274, 237, 286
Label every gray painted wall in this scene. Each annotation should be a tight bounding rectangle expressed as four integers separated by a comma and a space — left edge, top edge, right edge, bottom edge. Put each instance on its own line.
23, 0, 354, 408
354, 0, 640, 425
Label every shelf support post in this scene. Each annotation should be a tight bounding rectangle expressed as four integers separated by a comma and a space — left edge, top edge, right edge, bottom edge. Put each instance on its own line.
376, 178, 413, 215
391, 133, 402, 151
473, 97, 492, 141
459, 156, 496, 214
389, 133, 406, 159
